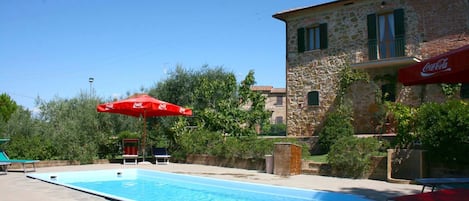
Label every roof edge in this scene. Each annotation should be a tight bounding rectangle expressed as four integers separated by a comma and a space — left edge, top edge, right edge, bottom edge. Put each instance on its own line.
273, 0, 354, 21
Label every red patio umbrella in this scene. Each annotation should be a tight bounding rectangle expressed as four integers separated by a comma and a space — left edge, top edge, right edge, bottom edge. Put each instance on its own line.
398, 44, 469, 86
391, 188, 469, 201
96, 94, 192, 163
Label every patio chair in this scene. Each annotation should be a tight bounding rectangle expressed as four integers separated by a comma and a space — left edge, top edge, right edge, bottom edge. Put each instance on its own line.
152, 147, 171, 165
0, 149, 39, 172
122, 139, 139, 165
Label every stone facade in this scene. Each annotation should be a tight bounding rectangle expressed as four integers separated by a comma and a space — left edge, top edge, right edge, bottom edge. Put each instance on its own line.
273, 0, 469, 136
250, 86, 286, 124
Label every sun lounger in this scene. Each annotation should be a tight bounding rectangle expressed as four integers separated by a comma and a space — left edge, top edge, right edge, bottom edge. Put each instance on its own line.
122, 139, 139, 165
153, 147, 171, 165
0, 150, 39, 172
415, 177, 469, 193
0, 162, 10, 175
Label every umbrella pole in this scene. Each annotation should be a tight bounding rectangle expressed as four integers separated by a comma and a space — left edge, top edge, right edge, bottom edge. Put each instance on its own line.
142, 115, 146, 163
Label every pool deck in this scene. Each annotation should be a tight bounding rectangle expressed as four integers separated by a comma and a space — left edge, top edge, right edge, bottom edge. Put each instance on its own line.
0, 163, 422, 201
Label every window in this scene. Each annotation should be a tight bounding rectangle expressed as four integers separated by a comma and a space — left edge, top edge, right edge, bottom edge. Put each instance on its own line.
274, 96, 283, 106
367, 9, 405, 60
297, 23, 328, 53
275, 116, 283, 124
307, 91, 320, 106
307, 27, 321, 50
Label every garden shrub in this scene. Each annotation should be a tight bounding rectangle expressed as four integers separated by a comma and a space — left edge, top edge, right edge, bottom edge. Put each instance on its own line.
318, 104, 354, 153
174, 128, 309, 161
327, 136, 380, 178
415, 100, 469, 165
385, 102, 419, 148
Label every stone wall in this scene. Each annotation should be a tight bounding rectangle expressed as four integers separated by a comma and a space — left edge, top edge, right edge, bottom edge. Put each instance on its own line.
278, 0, 469, 136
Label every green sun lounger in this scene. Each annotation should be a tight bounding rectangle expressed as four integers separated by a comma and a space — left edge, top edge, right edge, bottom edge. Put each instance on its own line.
0, 150, 39, 172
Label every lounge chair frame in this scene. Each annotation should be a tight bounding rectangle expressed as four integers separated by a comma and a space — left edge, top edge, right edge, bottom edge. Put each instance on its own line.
0, 162, 10, 175
0, 150, 38, 173
122, 139, 139, 165
153, 147, 171, 165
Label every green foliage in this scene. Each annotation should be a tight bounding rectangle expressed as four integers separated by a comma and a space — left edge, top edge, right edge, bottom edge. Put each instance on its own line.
1, 107, 55, 160
174, 128, 307, 161
318, 103, 354, 153
338, 65, 369, 101
327, 136, 380, 178
261, 123, 286, 136
385, 102, 419, 147
415, 100, 469, 164
440, 83, 462, 98
0, 93, 18, 122
149, 65, 271, 149
1, 65, 271, 163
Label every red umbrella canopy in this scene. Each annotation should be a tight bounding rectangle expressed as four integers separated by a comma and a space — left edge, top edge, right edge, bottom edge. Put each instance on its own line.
96, 94, 192, 117
398, 44, 469, 86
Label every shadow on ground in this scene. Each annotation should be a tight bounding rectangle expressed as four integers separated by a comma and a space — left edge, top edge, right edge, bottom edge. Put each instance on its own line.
339, 187, 420, 201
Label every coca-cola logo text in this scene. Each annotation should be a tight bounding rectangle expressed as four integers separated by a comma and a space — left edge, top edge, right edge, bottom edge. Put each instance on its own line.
133, 102, 143, 108
420, 58, 452, 77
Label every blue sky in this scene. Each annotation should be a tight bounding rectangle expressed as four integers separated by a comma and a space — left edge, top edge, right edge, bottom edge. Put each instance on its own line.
0, 0, 330, 110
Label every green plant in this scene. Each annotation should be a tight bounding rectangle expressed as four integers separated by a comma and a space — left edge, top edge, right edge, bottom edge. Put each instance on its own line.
318, 103, 354, 153
415, 100, 469, 165
440, 83, 462, 98
261, 123, 286, 136
385, 102, 418, 148
338, 65, 369, 101
327, 136, 380, 178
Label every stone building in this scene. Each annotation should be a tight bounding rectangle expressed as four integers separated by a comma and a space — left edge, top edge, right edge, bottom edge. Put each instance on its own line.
273, 0, 469, 136
250, 86, 286, 125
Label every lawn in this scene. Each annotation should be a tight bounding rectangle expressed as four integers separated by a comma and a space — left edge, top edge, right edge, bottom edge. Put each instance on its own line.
304, 154, 328, 163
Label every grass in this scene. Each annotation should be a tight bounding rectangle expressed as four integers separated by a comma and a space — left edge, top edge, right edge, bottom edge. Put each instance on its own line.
304, 154, 328, 163
304, 151, 387, 163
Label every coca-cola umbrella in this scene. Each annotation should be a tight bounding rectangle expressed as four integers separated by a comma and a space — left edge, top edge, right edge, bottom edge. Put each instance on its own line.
96, 94, 192, 163
398, 44, 469, 86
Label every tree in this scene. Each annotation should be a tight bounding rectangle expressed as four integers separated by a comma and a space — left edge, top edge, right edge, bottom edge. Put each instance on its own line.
0, 93, 18, 122
148, 65, 271, 149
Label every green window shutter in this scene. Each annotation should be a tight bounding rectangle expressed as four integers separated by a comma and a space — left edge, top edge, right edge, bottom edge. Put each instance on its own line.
394, 8, 405, 56
319, 23, 328, 49
297, 28, 305, 53
367, 14, 378, 60
307, 91, 320, 106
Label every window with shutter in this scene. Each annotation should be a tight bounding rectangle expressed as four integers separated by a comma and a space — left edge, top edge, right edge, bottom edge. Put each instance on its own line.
367, 14, 378, 60
297, 23, 328, 52
307, 91, 320, 106
368, 9, 405, 60
297, 28, 305, 53
394, 8, 405, 57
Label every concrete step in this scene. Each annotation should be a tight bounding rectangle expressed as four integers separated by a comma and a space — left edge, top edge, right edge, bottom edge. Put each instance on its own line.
301, 160, 331, 175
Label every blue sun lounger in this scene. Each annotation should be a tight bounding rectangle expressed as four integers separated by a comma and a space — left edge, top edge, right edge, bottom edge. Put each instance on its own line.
153, 147, 171, 165
0, 150, 39, 172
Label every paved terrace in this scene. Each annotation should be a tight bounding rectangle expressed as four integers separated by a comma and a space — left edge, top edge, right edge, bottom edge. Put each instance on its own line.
0, 163, 422, 201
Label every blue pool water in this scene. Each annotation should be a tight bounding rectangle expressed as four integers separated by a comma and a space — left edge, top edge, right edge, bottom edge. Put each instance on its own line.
27, 169, 371, 201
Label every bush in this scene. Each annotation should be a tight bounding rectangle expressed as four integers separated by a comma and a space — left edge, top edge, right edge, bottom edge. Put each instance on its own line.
327, 136, 380, 178
261, 123, 286, 136
174, 128, 309, 161
318, 104, 354, 153
415, 100, 469, 165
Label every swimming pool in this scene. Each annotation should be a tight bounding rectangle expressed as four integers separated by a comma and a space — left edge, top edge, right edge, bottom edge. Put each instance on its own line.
27, 169, 371, 201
